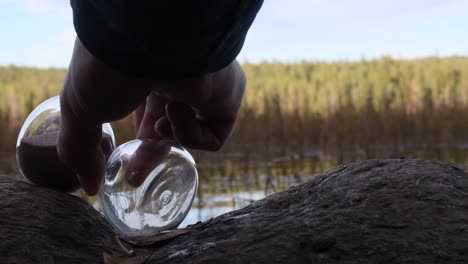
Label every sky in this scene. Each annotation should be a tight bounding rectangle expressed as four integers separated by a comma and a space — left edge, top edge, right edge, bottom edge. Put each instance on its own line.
0, 0, 468, 68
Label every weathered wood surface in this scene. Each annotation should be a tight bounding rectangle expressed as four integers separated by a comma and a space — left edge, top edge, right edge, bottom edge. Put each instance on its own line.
1, 159, 468, 263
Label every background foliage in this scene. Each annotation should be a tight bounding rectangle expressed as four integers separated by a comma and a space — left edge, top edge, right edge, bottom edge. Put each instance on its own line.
1, 57, 468, 186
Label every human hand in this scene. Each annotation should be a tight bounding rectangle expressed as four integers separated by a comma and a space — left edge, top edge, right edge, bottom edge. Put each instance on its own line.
57, 38, 246, 195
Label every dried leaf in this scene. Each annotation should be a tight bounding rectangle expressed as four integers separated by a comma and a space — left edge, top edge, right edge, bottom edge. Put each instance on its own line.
103, 253, 145, 264
184, 217, 213, 230
115, 236, 134, 256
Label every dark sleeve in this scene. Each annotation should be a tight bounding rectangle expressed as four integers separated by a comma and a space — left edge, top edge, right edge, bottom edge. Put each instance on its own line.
70, 0, 263, 80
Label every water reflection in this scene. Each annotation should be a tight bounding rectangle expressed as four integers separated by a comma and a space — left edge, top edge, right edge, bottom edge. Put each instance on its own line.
180, 190, 266, 227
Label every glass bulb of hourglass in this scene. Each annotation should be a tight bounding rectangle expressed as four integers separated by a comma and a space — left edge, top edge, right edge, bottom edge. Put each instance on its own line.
98, 139, 198, 239
16, 96, 115, 192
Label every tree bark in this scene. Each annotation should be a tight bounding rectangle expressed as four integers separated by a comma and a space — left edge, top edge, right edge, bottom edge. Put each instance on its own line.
1, 159, 468, 263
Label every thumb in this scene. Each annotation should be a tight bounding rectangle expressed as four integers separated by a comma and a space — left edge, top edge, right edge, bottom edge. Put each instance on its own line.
58, 89, 106, 196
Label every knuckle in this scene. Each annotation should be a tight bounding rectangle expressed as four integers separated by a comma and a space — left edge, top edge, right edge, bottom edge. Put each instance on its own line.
207, 141, 223, 151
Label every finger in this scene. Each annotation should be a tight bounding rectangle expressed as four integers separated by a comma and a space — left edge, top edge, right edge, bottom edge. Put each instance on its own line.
125, 140, 171, 186
58, 37, 152, 195
154, 116, 174, 140
133, 101, 146, 133
59, 88, 106, 195
157, 60, 245, 151
166, 101, 233, 151
132, 93, 172, 186
136, 92, 171, 140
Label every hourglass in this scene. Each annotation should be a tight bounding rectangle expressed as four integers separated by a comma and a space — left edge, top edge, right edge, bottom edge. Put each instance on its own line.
98, 139, 198, 238
16, 96, 198, 239
16, 96, 116, 192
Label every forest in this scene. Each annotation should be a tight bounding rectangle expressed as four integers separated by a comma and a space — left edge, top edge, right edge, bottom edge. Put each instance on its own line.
1, 57, 468, 194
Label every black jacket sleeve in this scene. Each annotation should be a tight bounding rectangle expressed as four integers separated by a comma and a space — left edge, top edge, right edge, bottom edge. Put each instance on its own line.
70, 0, 263, 80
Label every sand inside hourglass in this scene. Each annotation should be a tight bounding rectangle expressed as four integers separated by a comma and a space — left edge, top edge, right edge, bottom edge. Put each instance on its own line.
17, 131, 113, 192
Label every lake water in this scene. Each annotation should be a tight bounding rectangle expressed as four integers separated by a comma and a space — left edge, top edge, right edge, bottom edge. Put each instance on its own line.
3, 143, 468, 228
179, 190, 267, 227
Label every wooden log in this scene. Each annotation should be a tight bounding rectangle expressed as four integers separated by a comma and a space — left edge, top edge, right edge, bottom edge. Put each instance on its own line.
1, 159, 468, 263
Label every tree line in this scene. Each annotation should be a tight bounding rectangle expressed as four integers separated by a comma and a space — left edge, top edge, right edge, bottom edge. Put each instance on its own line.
1, 57, 468, 179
